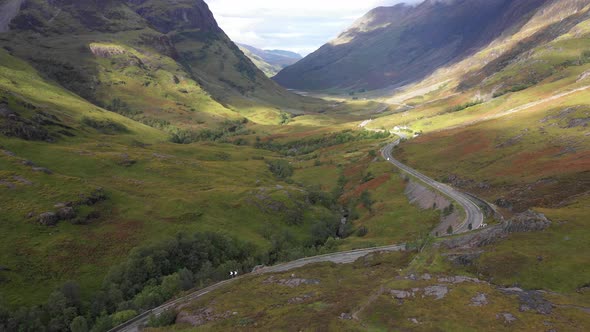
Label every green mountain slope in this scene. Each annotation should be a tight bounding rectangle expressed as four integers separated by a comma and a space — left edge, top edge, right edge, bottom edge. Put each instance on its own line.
0, 0, 321, 129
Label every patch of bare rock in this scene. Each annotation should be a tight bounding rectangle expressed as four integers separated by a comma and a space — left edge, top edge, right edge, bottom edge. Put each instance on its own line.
497, 312, 517, 324
470, 293, 488, 306
263, 275, 320, 288
442, 210, 551, 250
176, 307, 233, 327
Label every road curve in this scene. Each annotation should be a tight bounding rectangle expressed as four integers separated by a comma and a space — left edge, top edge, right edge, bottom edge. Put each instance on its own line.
382, 139, 484, 234
112, 140, 485, 332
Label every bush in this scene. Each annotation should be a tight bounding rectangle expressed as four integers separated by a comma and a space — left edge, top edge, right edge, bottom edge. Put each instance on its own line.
112, 310, 138, 326
267, 159, 293, 179
147, 309, 177, 328
360, 191, 374, 212
443, 204, 455, 217
310, 216, 340, 246
81, 117, 128, 134
356, 226, 368, 237
445, 100, 483, 113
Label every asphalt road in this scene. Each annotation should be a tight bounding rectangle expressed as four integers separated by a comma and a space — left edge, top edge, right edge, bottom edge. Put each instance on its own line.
112, 140, 485, 331
382, 139, 484, 233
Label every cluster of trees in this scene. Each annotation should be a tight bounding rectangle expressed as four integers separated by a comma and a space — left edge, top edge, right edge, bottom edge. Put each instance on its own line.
255, 130, 390, 156
493, 83, 534, 98
0, 232, 258, 332
266, 159, 294, 179
81, 117, 128, 134
170, 119, 251, 144
445, 100, 483, 113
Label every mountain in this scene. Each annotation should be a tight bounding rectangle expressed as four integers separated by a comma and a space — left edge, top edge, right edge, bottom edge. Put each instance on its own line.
238, 43, 302, 77
274, 0, 553, 91
0, 0, 319, 130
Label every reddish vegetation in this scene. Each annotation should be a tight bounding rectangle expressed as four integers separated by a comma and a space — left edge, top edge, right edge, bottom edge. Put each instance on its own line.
353, 174, 391, 196
501, 148, 590, 177
343, 156, 373, 178
455, 131, 491, 155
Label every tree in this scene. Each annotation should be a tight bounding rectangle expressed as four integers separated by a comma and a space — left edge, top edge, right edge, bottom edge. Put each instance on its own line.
447, 225, 454, 235
91, 315, 113, 332
70, 316, 88, 332
360, 191, 374, 212
61, 281, 82, 309
356, 226, 368, 237
178, 268, 194, 291
147, 309, 177, 328
267, 160, 293, 179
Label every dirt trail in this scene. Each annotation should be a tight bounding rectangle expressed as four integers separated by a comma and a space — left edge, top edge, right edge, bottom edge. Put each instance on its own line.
0, 0, 24, 32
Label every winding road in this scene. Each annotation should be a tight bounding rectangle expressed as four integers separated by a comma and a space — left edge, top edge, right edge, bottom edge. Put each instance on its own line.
383, 139, 484, 233
111, 140, 485, 332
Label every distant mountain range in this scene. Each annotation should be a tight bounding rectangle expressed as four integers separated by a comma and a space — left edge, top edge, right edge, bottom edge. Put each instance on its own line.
274, 0, 556, 92
238, 43, 302, 77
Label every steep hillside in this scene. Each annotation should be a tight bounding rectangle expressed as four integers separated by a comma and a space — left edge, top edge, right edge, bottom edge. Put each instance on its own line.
274, 0, 552, 92
238, 43, 302, 77
0, 0, 320, 130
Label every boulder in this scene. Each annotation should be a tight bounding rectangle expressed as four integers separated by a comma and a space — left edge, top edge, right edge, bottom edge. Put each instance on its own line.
497, 312, 517, 324
470, 293, 488, 306
57, 207, 76, 220
424, 285, 448, 300
503, 210, 551, 233
38, 212, 58, 226
390, 290, 413, 299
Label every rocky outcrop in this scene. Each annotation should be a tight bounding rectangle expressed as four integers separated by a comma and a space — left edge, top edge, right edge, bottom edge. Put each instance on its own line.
443, 210, 551, 249
38, 212, 59, 226
470, 293, 488, 306
497, 312, 517, 324
424, 285, 449, 300
176, 308, 231, 327
500, 288, 553, 315
502, 210, 551, 233
263, 275, 320, 288
125, 0, 221, 34
0, 0, 24, 32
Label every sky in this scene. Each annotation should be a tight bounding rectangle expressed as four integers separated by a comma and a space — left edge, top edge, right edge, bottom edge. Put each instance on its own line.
204, 0, 415, 56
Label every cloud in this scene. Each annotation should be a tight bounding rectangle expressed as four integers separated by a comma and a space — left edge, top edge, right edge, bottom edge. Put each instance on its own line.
204, 0, 417, 55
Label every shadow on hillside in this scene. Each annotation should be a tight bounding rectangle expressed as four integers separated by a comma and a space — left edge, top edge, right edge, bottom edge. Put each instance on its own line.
458, 7, 590, 90
275, 0, 553, 92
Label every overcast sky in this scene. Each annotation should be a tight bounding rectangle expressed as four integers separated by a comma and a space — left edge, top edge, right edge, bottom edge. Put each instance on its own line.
204, 0, 416, 56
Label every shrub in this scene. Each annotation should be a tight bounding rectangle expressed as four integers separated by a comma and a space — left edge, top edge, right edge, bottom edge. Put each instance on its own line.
147, 309, 177, 328
356, 226, 368, 237
445, 100, 483, 113
360, 191, 374, 212
267, 159, 293, 179
81, 117, 127, 134
112, 310, 137, 326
